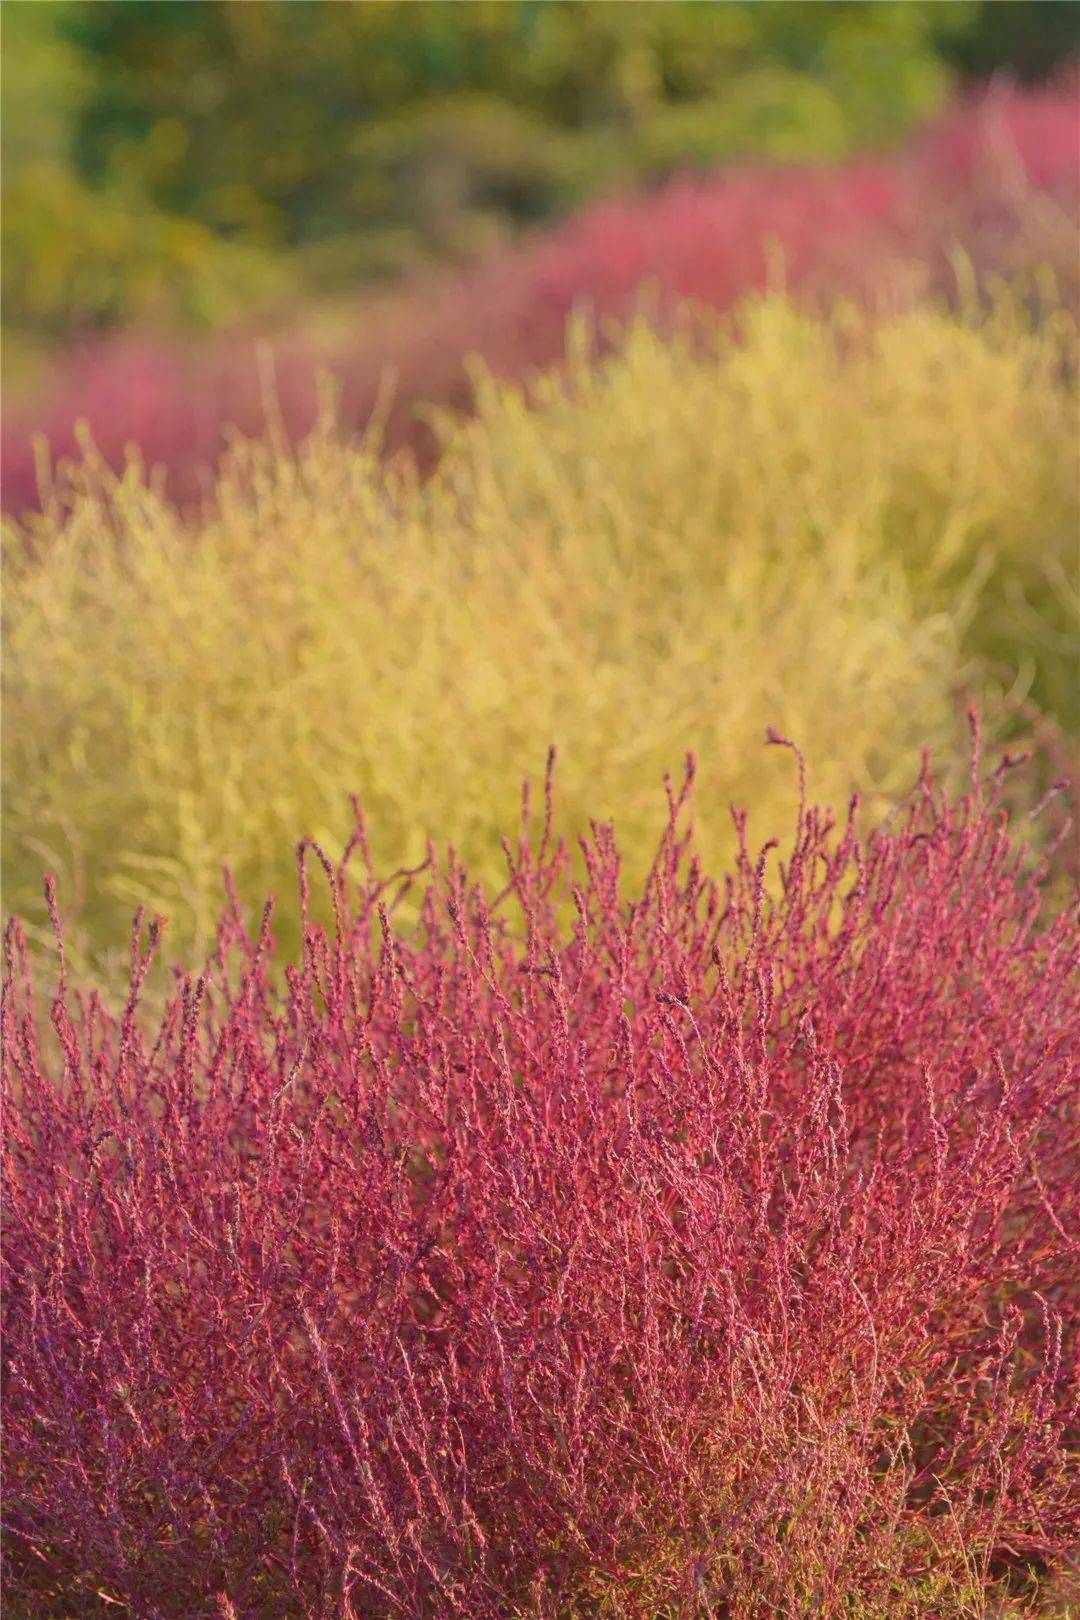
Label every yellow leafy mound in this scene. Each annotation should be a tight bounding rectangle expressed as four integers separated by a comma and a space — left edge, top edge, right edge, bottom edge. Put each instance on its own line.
4, 296, 1075, 974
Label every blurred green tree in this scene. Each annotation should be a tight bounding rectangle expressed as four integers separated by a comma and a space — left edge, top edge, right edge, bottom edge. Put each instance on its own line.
942, 0, 1079, 83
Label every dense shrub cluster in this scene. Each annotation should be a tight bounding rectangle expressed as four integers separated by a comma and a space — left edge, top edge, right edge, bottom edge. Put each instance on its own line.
6, 295, 1075, 972
3, 743, 1077, 1616
4, 83, 1075, 516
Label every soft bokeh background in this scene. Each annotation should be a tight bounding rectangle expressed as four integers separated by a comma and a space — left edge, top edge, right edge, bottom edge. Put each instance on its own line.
3, 1, 1077, 495
2, 1, 1078, 978
4, 2, 1077, 379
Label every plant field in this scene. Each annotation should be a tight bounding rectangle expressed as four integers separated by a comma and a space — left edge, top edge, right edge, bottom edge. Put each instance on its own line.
3, 27, 1078, 1613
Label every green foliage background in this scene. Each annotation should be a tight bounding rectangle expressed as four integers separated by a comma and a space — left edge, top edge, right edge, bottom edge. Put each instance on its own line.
4, 0, 1077, 343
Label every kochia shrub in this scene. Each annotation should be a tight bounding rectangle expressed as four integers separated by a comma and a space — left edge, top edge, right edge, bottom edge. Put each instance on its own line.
3, 742, 1077, 1616
3, 295, 1076, 974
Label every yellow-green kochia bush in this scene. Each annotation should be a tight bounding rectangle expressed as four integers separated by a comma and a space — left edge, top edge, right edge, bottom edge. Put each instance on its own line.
3, 296, 1076, 974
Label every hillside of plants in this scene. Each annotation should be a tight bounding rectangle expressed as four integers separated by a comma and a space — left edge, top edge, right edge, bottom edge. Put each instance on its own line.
2, 5, 1079, 1617
3, 79, 1078, 517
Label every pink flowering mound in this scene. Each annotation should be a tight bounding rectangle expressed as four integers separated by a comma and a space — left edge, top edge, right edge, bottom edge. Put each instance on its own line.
4, 82, 1077, 516
3, 737, 1078, 1617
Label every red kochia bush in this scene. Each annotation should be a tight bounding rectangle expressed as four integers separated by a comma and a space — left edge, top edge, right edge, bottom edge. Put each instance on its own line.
3, 742, 1078, 1617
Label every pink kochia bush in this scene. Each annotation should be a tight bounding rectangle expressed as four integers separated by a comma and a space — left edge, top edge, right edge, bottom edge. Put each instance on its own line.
3, 740, 1078, 1617
4, 82, 1077, 515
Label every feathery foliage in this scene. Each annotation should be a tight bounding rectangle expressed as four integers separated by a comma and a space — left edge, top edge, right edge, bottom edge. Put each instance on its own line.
3, 744, 1077, 1615
3, 296, 1076, 974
